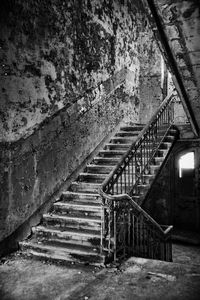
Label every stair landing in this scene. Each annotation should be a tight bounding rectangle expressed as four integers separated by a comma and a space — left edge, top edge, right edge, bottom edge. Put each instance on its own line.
1, 251, 200, 300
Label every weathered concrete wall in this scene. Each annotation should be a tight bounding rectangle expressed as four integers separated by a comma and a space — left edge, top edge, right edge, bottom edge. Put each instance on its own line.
0, 0, 157, 243
147, 0, 200, 134
168, 73, 189, 124
0, 0, 149, 142
139, 31, 163, 123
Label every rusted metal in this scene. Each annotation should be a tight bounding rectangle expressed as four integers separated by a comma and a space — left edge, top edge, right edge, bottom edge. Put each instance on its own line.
99, 92, 177, 263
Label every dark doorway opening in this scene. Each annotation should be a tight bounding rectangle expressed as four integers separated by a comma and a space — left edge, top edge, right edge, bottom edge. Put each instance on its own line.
174, 151, 199, 231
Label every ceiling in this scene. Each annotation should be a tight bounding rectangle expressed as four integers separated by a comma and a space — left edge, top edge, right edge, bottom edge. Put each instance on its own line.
143, 0, 200, 136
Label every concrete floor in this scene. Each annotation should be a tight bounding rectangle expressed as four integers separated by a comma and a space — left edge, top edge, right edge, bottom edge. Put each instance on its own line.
0, 244, 200, 300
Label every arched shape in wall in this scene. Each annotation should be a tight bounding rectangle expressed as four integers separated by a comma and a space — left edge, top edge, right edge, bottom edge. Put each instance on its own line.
179, 151, 194, 178
174, 147, 199, 231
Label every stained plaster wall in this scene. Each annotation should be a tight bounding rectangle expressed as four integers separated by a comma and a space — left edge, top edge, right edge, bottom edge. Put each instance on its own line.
0, 0, 158, 245
150, 0, 200, 133
139, 32, 163, 123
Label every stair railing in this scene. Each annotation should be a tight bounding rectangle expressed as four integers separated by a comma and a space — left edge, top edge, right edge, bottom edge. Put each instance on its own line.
99, 91, 177, 262
100, 191, 173, 262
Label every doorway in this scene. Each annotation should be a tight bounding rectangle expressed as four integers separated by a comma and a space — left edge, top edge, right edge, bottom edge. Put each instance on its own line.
174, 150, 199, 231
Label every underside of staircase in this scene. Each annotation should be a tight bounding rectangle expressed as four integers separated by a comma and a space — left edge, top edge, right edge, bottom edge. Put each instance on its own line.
20, 122, 178, 266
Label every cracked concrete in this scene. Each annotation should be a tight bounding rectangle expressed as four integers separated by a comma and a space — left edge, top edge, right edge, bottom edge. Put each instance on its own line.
0, 244, 200, 300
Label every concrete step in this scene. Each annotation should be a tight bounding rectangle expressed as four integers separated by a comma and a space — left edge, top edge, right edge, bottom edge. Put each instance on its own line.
61, 192, 101, 204
136, 184, 150, 192
53, 201, 102, 217
42, 214, 101, 231
120, 126, 143, 131
115, 131, 138, 137
20, 241, 104, 266
149, 164, 161, 174
99, 150, 126, 157
160, 142, 173, 149
33, 225, 101, 242
30, 236, 101, 253
92, 156, 120, 165
110, 136, 137, 143
156, 149, 168, 157
70, 182, 101, 193
154, 156, 165, 164
78, 172, 106, 183
142, 174, 154, 184
86, 164, 113, 174
105, 143, 132, 150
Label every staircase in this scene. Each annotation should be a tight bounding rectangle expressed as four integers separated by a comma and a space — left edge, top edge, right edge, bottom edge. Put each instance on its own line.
20, 92, 178, 266
20, 124, 143, 265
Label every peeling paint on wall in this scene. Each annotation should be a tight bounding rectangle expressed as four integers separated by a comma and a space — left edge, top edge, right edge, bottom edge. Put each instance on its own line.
0, 0, 152, 142
0, 0, 164, 244
149, 0, 200, 132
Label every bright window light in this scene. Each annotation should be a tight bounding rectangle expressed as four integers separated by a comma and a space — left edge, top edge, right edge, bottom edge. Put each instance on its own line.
179, 152, 194, 178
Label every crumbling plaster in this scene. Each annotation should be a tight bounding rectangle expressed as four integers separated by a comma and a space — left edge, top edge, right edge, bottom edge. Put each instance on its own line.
0, 0, 163, 244
151, 0, 200, 133
0, 0, 152, 142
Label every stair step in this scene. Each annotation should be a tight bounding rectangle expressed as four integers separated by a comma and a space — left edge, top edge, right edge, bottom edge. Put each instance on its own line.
154, 156, 165, 164
54, 201, 101, 208
61, 192, 101, 204
120, 126, 143, 132
43, 213, 101, 228
42, 214, 101, 231
156, 149, 168, 157
99, 150, 126, 157
142, 174, 154, 183
70, 182, 101, 193
93, 156, 120, 165
105, 143, 132, 150
110, 136, 136, 143
43, 213, 101, 222
20, 241, 104, 265
35, 235, 101, 248
31, 236, 101, 253
53, 201, 102, 217
33, 224, 101, 238
86, 164, 113, 174
115, 131, 138, 137
160, 142, 173, 149
78, 173, 106, 183
21, 240, 101, 256
149, 164, 161, 174
137, 184, 149, 190
54, 201, 101, 209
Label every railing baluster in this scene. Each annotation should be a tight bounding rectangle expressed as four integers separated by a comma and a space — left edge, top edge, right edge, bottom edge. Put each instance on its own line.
132, 214, 135, 255
100, 92, 176, 263
124, 165, 127, 193
128, 161, 130, 191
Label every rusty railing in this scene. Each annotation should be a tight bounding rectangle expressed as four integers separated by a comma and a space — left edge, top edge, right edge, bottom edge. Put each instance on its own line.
99, 91, 177, 263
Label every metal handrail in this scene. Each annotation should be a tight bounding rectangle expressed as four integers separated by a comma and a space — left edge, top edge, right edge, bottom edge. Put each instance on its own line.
99, 190, 172, 236
101, 90, 176, 195
98, 90, 177, 262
